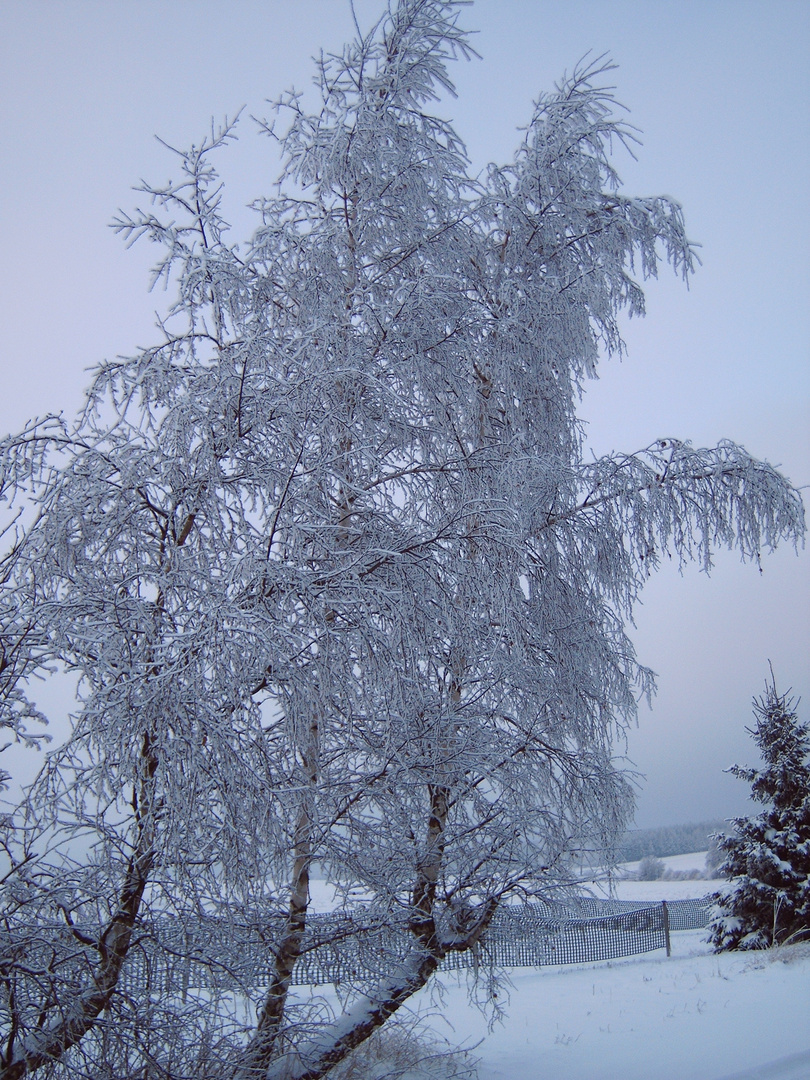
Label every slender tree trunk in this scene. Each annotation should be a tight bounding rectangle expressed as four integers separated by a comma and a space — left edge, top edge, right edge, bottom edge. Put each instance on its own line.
236, 717, 319, 1080
259, 801, 497, 1080
264, 949, 444, 1080
0, 731, 158, 1080
409, 784, 449, 950
269, 669, 471, 1078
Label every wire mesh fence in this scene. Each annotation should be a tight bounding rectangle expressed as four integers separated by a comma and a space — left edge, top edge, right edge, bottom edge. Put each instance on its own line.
120, 895, 712, 989
441, 903, 670, 973
541, 895, 712, 930
2, 897, 713, 997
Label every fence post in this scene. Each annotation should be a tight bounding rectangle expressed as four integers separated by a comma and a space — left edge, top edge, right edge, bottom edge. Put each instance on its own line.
661, 901, 671, 957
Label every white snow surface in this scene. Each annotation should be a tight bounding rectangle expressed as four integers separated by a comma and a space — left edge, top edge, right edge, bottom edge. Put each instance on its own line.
423, 933, 810, 1080
302, 859, 810, 1079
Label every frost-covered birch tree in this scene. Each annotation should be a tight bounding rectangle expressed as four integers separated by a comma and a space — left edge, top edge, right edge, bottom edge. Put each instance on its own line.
0, 2, 805, 1077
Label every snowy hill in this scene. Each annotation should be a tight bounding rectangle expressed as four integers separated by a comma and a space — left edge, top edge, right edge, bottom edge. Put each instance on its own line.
579, 850, 719, 902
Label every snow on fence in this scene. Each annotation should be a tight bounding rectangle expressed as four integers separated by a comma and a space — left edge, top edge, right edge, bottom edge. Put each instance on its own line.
3, 898, 712, 997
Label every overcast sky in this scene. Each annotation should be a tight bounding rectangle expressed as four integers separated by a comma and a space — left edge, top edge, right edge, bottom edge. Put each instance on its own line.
1, 0, 808, 830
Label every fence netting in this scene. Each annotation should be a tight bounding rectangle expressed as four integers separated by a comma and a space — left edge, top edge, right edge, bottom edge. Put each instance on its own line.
2, 897, 713, 996
540, 895, 711, 930
117, 896, 714, 989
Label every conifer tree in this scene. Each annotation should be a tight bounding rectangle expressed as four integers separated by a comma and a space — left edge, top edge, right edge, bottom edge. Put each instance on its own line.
709, 679, 810, 951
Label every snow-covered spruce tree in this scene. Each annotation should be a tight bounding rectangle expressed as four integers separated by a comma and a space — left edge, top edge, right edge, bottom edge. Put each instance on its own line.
0, 2, 805, 1077
708, 681, 810, 951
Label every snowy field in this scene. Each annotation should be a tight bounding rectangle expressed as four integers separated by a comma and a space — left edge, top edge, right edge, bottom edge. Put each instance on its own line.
427, 932, 810, 1080
585, 849, 720, 902
303, 855, 810, 1079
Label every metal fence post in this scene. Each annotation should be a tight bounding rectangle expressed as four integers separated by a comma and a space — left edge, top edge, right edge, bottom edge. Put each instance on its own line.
661, 901, 671, 957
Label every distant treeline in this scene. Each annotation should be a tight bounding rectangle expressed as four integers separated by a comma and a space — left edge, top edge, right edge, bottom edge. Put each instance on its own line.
618, 819, 729, 863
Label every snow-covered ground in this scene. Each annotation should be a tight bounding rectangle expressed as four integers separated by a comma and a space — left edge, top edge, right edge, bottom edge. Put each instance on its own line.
426, 932, 810, 1080
303, 856, 810, 1078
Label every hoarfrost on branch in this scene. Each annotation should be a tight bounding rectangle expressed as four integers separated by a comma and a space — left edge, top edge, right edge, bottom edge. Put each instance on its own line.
0, 2, 804, 1077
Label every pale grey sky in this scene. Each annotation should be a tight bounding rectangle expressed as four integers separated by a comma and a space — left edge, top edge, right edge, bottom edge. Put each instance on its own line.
1, 0, 808, 829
